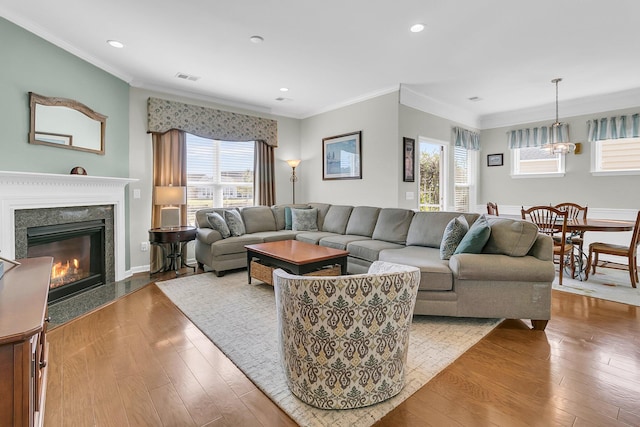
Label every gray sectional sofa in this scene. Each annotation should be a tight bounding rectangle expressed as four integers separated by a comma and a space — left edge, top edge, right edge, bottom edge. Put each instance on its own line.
195, 203, 555, 330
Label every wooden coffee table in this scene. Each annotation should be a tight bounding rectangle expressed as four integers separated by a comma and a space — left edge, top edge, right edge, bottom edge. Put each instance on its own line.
245, 240, 348, 285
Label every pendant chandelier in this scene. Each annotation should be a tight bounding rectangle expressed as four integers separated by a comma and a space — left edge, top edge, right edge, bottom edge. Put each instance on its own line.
545, 78, 575, 154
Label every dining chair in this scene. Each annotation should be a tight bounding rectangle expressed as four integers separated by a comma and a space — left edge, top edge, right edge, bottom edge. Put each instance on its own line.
486, 202, 499, 216
585, 210, 640, 288
522, 205, 573, 285
554, 202, 588, 253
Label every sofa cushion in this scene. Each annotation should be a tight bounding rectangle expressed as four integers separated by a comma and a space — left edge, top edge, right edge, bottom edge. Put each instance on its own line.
249, 230, 299, 242
454, 215, 490, 254
482, 218, 539, 257
210, 234, 263, 256
345, 206, 380, 236
292, 208, 318, 231
319, 235, 371, 250
322, 205, 353, 234
378, 246, 453, 291
206, 212, 230, 239
406, 211, 480, 248
371, 208, 414, 244
296, 231, 340, 245
224, 210, 246, 236
241, 206, 276, 234
308, 203, 332, 230
347, 240, 404, 262
440, 215, 469, 260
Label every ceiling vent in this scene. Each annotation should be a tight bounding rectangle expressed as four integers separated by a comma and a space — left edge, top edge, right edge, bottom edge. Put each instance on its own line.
275, 97, 293, 102
175, 72, 200, 82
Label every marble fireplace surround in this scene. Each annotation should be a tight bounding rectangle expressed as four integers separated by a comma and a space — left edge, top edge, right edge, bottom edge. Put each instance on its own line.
0, 171, 137, 281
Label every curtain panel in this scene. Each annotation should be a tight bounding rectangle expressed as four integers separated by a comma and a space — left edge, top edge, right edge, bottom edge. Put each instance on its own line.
452, 127, 480, 150
255, 141, 276, 205
507, 124, 569, 149
586, 113, 640, 141
147, 97, 278, 147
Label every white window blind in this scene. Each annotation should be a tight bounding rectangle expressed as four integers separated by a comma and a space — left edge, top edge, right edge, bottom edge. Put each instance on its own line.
593, 137, 640, 173
454, 147, 469, 212
512, 146, 563, 176
186, 134, 255, 225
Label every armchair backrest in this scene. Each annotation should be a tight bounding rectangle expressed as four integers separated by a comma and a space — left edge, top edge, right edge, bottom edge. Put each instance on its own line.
273, 261, 420, 409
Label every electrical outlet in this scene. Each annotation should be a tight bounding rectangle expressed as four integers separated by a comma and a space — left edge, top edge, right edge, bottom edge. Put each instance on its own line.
140, 241, 149, 252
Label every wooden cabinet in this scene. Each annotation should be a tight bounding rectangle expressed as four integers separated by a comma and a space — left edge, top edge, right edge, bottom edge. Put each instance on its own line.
0, 257, 53, 427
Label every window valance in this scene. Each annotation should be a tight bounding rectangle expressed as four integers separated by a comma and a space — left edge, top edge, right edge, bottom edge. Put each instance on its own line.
507, 124, 569, 149
147, 97, 278, 147
452, 127, 480, 150
586, 113, 639, 142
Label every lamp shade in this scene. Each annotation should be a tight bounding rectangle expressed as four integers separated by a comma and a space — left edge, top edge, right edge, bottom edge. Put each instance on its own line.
154, 186, 186, 205
286, 159, 301, 168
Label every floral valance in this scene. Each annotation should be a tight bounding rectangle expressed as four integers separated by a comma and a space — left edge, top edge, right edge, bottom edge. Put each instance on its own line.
507, 124, 569, 149
147, 97, 278, 147
452, 127, 480, 150
587, 113, 639, 142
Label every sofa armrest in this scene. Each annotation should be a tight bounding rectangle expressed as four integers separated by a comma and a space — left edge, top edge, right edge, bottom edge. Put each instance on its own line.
197, 227, 222, 245
450, 253, 555, 282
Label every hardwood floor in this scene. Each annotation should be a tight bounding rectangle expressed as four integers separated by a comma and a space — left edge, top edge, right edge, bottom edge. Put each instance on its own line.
44, 271, 640, 427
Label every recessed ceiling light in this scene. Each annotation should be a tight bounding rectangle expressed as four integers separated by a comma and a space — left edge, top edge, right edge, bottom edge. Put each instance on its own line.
107, 40, 124, 48
280, 87, 289, 92
409, 24, 425, 33
249, 35, 264, 43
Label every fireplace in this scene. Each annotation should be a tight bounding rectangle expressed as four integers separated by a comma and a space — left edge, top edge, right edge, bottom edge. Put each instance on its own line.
27, 220, 106, 302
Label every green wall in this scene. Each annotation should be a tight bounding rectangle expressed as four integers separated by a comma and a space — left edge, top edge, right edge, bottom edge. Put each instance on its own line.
0, 17, 129, 177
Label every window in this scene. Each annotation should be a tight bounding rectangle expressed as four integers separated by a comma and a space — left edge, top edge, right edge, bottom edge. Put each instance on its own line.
592, 137, 640, 175
454, 147, 470, 212
186, 134, 255, 226
511, 146, 564, 177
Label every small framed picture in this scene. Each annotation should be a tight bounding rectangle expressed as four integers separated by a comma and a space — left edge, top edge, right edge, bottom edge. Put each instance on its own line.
487, 153, 503, 167
403, 137, 415, 182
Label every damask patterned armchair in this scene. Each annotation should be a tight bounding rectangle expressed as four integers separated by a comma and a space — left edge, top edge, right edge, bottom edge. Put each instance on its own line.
273, 261, 421, 409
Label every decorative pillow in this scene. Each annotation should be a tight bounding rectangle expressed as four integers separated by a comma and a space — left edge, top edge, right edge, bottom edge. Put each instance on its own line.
439, 215, 469, 260
291, 208, 318, 231
285, 206, 312, 230
206, 212, 230, 239
454, 215, 491, 254
224, 209, 246, 236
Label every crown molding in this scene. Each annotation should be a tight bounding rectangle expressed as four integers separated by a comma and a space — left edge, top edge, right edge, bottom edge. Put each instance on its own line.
301, 85, 400, 119
480, 87, 640, 129
399, 85, 481, 129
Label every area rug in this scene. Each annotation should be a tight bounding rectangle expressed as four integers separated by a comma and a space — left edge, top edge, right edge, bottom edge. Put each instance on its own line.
157, 271, 501, 427
553, 269, 640, 306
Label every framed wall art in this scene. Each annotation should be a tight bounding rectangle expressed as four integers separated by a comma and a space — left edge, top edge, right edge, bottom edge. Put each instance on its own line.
487, 153, 504, 167
322, 131, 362, 180
403, 137, 415, 182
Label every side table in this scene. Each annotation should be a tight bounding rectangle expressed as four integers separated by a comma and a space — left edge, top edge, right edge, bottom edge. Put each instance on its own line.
149, 226, 197, 275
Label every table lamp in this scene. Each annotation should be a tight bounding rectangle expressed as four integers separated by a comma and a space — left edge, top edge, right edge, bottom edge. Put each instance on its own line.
155, 185, 187, 229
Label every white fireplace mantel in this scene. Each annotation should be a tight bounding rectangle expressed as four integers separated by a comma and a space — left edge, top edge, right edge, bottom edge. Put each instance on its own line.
0, 171, 137, 281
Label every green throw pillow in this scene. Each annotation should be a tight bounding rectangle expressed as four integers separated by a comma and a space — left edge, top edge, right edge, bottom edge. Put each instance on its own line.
454, 215, 491, 254
440, 215, 469, 260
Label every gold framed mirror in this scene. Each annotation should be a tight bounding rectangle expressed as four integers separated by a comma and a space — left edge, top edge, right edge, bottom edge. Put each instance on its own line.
29, 92, 107, 155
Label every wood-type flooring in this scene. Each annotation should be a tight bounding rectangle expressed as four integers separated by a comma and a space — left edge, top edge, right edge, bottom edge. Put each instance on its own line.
44, 269, 640, 426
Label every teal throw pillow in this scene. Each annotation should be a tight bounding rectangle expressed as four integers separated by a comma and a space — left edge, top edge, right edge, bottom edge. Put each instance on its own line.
206, 212, 230, 239
291, 208, 318, 231
439, 215, 469, 260
224, 209, 246, 237
454, 215, 491, 254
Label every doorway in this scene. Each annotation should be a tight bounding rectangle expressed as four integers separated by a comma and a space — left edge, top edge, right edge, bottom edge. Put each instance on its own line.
418, 139, 445, 211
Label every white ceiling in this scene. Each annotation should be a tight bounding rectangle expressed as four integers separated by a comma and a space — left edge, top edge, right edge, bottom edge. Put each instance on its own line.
3, 0, 640, 127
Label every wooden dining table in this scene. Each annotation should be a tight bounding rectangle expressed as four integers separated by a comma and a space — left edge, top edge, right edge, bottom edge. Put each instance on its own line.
562, 218, 634, 233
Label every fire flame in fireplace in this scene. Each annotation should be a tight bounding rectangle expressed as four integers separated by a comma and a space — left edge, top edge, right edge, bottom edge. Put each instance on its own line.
50, 259, 87, 289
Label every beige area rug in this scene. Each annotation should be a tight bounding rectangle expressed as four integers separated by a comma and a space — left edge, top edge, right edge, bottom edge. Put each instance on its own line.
157, 271, 501, 427
553, 268, 640, 306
